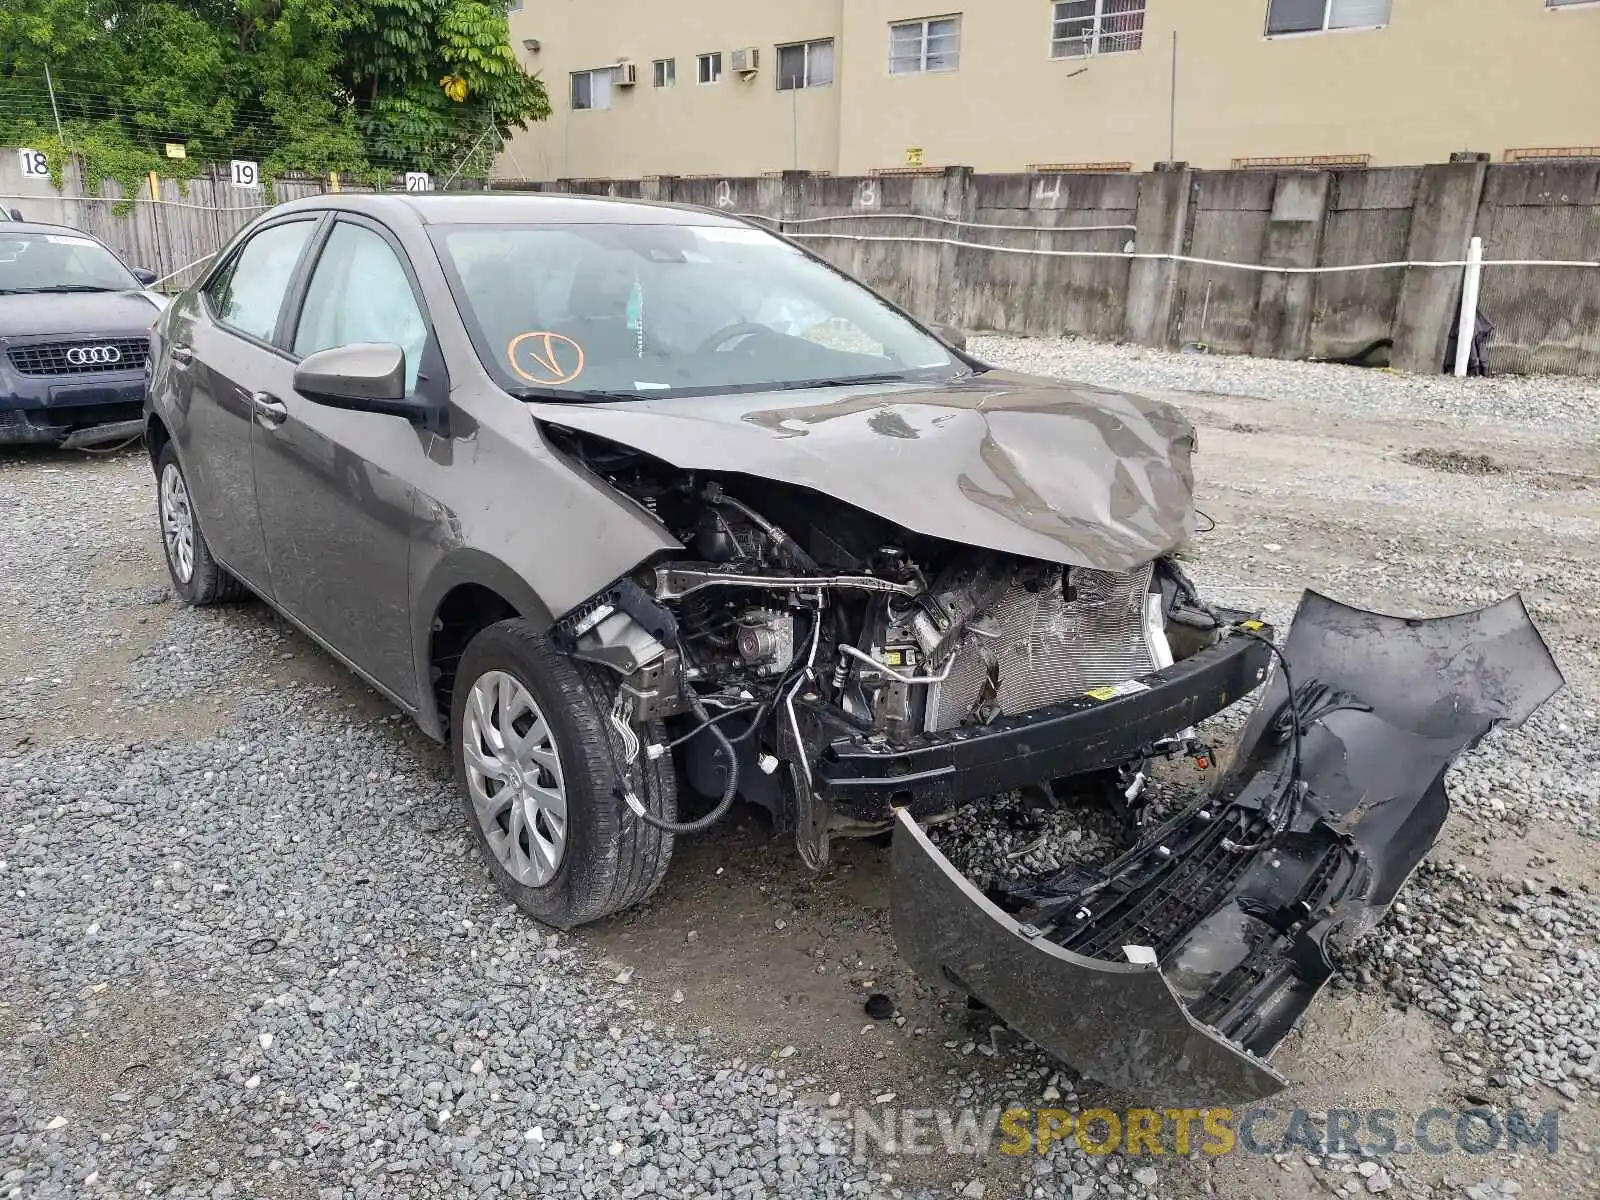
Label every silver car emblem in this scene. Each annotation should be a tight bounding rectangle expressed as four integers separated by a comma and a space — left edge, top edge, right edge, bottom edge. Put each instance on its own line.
66, 344, 122, 366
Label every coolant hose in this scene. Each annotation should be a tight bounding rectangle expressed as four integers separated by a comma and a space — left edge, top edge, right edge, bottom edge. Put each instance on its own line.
619, 694, 740, 834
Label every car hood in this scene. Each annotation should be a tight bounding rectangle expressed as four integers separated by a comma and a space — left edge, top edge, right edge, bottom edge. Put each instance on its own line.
533, 370, 1199, 572
0, 289, 165, 338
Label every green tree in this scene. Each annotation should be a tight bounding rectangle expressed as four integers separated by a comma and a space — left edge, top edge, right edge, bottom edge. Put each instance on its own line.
0, 0, 546, 185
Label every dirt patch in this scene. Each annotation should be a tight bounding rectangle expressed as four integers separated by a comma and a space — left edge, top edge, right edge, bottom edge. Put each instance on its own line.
1402, 447, 1506, 475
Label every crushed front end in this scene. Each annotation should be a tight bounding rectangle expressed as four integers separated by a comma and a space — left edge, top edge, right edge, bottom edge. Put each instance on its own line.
534, 389, 1564, 1102
540, 423, 1266, 867
892, 590, 1565, 1103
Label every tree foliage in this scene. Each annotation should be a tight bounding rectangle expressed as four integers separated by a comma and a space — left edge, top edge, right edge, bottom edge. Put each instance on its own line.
0, 0, 547, 185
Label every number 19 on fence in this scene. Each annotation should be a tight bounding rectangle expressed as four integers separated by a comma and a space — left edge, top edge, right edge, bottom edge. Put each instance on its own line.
231, 160, 260, 189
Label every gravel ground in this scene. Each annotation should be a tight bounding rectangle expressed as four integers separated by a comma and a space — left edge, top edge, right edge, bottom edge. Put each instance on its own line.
3, 335, 1599, 1200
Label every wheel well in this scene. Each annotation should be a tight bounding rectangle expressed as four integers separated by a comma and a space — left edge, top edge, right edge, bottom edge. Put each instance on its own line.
429, 584, 519, 736
146, 413, 170, 469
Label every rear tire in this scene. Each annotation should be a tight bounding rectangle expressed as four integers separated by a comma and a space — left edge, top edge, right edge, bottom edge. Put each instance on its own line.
155, 442, 246, 605
452, 618, 676, 929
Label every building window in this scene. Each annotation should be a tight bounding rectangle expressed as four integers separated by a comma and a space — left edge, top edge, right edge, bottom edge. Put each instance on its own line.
1265, 0, 1392, 34
777, 39, 834, 90
653, 58, 676, 87
1051, 1, 1146, 58
890, 16, 962, 74
570, 68, 613, 110
697, 52, 722, 84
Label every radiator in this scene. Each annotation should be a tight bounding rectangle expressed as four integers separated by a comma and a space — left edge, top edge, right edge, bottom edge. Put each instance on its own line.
926, 564, 1159, 732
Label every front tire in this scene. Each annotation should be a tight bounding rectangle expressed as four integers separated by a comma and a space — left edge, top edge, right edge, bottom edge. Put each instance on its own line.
451, 618, 676, 929
155, 443, 245, 605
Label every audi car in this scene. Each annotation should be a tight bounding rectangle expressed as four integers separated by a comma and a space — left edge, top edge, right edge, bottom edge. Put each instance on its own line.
142, 192, 1562, 1101
0, 221, 164, 446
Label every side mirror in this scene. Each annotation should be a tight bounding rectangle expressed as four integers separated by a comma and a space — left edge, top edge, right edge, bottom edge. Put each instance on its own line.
295, 342, 408, 406
933, 324, 968, 352
7, 209, 22, 221
131, 267, 159, 286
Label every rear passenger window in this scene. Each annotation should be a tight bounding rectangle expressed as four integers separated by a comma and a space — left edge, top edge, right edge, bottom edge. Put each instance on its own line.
208, 220, 315, 343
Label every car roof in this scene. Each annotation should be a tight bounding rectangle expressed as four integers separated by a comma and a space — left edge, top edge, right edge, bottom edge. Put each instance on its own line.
271, 191, 749, 228
0, 220, 113, 241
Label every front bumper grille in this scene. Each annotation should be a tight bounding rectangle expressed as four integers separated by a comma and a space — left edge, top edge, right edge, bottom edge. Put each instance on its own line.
7, 337, 149, 376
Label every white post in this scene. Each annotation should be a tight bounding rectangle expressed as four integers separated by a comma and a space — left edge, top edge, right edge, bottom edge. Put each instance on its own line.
1454, 235, 1484, 378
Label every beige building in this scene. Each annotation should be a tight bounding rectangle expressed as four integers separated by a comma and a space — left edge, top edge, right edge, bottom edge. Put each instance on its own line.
498, 0, 1600, 181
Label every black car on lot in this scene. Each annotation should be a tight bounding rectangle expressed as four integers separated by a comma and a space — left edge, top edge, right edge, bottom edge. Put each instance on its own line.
0, 221, 164, 446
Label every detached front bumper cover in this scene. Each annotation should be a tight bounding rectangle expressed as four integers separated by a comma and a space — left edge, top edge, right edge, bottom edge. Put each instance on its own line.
893, 590, 1565, 1104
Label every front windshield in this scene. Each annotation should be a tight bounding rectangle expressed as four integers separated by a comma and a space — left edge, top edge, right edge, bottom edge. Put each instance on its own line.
432, 221, 962, 398
0, 232, 139, 294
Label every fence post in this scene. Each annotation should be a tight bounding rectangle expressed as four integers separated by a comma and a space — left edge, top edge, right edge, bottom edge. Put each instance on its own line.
780, 170, 809, 224
937, 165, 975, 326
1123, 162, 1192, 348
1251, 171, 1333, 360
1390, 157, 1488, 373
1453, 235, 1485, 378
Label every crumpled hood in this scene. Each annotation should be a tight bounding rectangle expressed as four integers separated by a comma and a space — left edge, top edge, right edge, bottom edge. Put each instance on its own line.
534, 370, 1199, 572
0, 290, 164, 338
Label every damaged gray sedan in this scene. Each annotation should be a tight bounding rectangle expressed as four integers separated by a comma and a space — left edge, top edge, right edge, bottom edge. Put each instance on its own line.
143, 193, 1564, 1102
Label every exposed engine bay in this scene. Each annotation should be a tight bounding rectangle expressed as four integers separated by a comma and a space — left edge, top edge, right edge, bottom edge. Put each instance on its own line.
545, 423, 1228, 866
540, 421, 1566, 1102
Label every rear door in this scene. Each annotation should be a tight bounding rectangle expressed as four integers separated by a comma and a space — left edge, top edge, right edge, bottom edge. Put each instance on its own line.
251, 214, 440, 704
177, 217, 321, 588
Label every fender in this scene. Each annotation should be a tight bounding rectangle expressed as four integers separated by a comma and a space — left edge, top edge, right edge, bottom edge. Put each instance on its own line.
410, 546, 562, 739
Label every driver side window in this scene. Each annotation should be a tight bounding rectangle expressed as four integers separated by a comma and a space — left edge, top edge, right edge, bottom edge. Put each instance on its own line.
293, 221, 428, 395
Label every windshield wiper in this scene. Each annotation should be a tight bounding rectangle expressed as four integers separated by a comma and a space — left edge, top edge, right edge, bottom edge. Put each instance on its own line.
507, 385, 653, 404
24, 284, 119, 293
769, 372, 925, 391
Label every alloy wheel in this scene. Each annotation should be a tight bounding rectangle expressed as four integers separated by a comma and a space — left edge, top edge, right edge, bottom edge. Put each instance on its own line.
159, 462, 195, 583
462, 670, 568, 887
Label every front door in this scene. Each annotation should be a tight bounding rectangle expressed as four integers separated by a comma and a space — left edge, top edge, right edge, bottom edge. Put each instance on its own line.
251, 215, 437, 704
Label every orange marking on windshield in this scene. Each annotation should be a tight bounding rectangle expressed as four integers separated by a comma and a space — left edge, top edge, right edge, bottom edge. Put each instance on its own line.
507, 331, 585, 386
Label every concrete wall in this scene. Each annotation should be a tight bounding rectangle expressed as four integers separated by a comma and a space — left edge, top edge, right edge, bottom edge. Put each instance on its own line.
1473, 163, 1600, 375
502, 0, 1600, 180
530, 160, 1598, 376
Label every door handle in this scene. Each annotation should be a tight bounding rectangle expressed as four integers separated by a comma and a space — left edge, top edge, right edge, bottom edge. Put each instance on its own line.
169, 343, 193, 364
251, 391, 288, 427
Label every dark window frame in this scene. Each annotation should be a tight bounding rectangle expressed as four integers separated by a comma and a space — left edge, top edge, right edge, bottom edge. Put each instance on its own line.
201, 215, 325, 353
1264, 0, 1394, 36
776, 38, 835, 90
1050, 0, 1147, 59
889, 15, 963, 75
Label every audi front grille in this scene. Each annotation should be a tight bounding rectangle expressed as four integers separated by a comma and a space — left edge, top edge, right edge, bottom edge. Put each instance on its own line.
6, 338, 150, 376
